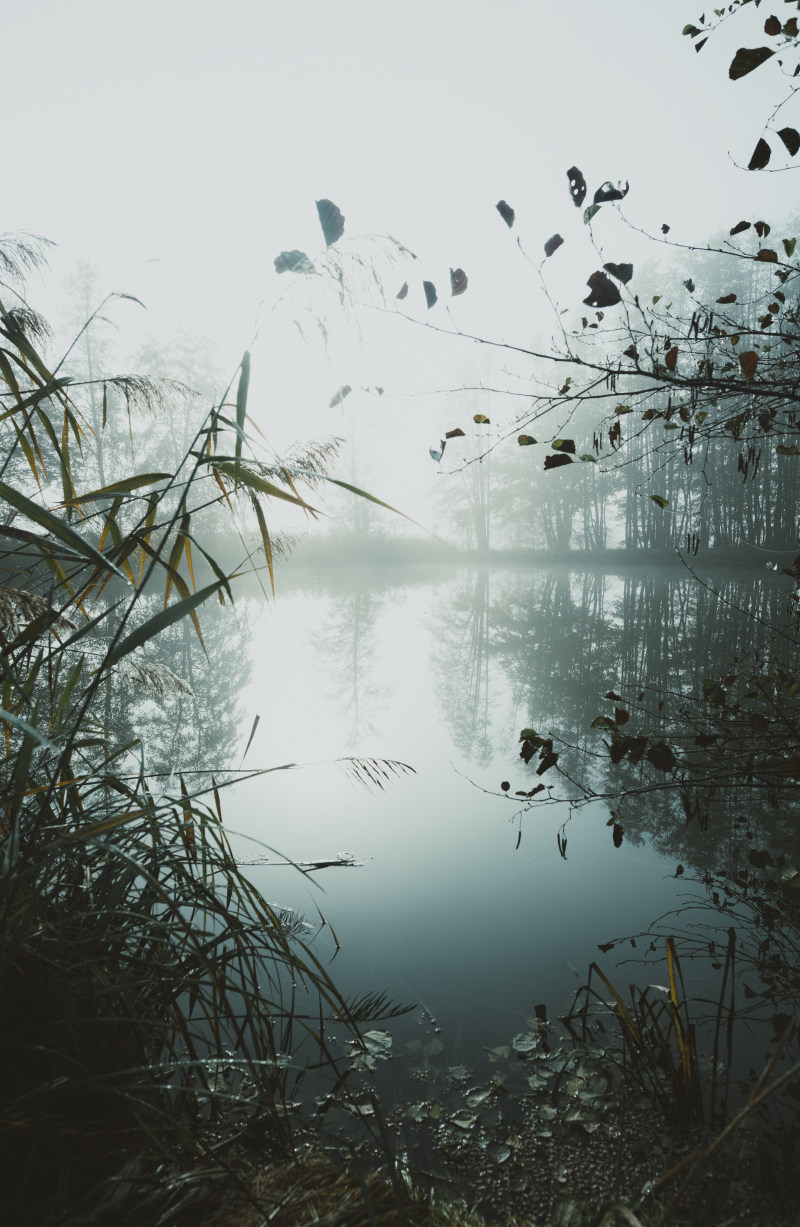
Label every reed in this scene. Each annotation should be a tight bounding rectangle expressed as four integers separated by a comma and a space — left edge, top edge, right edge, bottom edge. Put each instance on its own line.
0, 233, 410, 1223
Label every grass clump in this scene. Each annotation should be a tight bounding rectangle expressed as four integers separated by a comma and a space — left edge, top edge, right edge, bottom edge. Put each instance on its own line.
0, 233, 411, 1224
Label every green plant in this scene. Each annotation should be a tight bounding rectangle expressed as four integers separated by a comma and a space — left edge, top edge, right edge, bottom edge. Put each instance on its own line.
0, 233, 411, 1223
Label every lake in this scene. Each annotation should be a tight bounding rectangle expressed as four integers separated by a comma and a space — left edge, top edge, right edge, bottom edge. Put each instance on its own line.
216, 557, 798, 1083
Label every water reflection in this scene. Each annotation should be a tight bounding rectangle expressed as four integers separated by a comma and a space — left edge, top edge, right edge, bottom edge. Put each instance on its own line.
220, 561, 800, 1077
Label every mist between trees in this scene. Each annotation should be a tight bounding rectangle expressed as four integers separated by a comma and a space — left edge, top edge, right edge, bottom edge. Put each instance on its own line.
4, 3, 800, 1224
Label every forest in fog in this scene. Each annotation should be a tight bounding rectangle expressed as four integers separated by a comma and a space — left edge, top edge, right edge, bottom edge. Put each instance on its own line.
4, 2, 800, 1225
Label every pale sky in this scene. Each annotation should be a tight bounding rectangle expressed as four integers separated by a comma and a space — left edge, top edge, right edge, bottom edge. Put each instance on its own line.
5, 0, 799, 519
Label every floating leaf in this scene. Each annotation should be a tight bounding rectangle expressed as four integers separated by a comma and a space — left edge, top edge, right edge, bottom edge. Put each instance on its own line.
544, 453, 572, 470
764, 15, 782, 36
661, 224, 670, 234
445, 428, 465, 439
429, 441, 445, 463
500, 781, 510, 792
583, 271, 621, 308
450, 267, 468, 296
749, 139, 772, 171
583, 203, 601, 225
730, 220, 751, 236
649, 495, 669, 509
423, 280, 438, 309
496, 199, 515, 227
717, 293, 737, 304
396, 282, 409, 300
778, 127, 800, 157
665, 346, 678, 371
739, 351, 759, 380
729, 46, 774, 80
567, 166, 587, 208
776, 444, 800, 456
580, 453, 597, 462
552, 438, 576, 453
612, 822, 624, 848
544, 234, 564, 258
593, 180, 629, 204
473, 413, 490, 424
316, 198, 345, 246
487, 1142, 511, 1164
329, 385, 352, 408
518, 434, 537, 446
274, 250, 316, 274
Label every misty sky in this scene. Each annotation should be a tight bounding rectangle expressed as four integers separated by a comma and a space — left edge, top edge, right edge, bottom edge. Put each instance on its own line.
6, 0, 800, 520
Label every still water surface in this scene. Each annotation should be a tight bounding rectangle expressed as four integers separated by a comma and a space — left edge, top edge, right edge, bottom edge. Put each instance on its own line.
223, 562, 754, 1065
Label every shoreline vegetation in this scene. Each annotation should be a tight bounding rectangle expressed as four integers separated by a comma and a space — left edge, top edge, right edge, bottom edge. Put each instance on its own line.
6, 6, 800, 1207
1, 273, 799, 1225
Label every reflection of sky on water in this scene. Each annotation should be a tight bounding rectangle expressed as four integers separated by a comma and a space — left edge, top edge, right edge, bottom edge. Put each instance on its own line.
227, 567, 726, 1060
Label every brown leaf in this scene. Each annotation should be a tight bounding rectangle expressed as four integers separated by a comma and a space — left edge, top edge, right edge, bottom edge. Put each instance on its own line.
316, 199, 345, 246
730, 220, 751, 236
612, 823, 624, 849
445, 428, 466, 439
665, 346, 678, 371
778, 127, 800, 156
729, 46, 775, 80
764, 15, 782, 36
396, 282, 409, 300
748, 138, 772, 170
661, 223, 670, 234
496, 200, 515, 228
756, 248, 779, 262
544, 234, 564, 258
739, 351, 759, 380
544, 453, 573, 470
450, 268, 468, 297
567, 166, 587, 207
583, 271, 622, 309
716, 293, 737, 304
